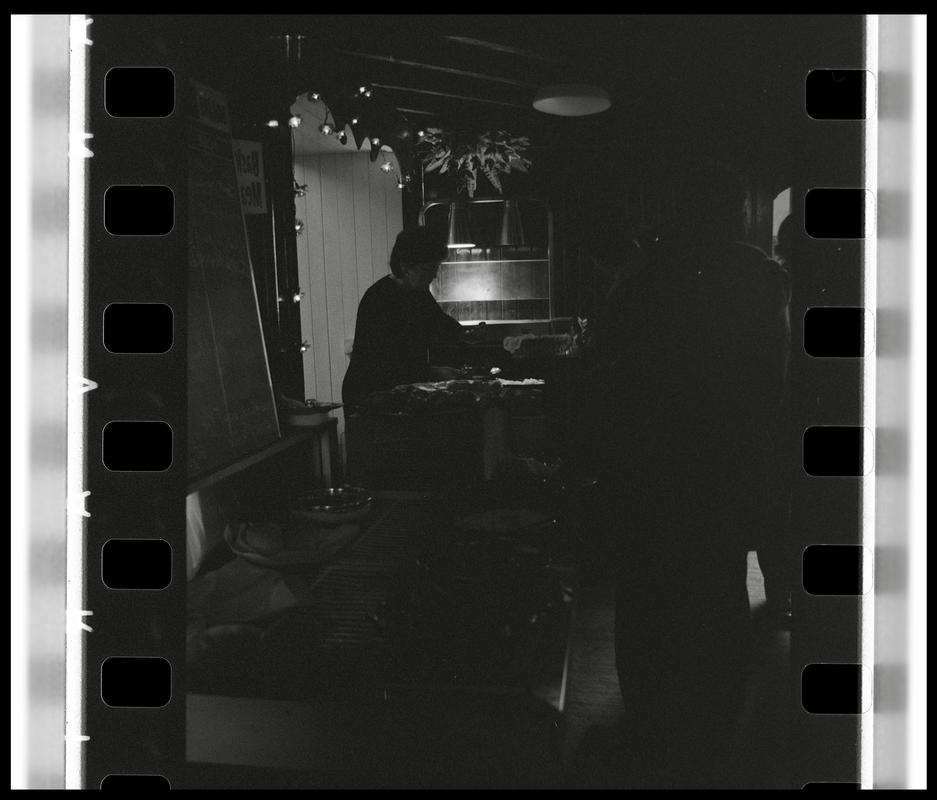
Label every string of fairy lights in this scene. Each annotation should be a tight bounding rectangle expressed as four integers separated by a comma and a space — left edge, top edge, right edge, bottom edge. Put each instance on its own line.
286, 87, 418, 234
270, 84, 424, 354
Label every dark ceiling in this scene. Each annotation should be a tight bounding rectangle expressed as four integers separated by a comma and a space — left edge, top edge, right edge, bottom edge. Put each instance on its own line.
144, 14, 865, 174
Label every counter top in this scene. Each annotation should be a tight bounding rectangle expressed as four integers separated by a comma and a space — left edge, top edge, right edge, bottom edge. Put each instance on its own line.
188, 495, 574, 706
187, 492, 577, 781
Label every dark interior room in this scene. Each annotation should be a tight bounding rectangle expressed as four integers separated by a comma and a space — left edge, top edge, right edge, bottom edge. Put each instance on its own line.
81, 14, 870, 790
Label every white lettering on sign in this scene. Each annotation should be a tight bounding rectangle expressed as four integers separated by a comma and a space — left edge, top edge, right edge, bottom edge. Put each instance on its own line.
231, 139, 267, 215
190, 80, 230, 133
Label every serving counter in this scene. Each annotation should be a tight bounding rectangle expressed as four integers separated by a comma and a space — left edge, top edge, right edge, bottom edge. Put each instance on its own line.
344, 378, 550, 491
185, 491, 578, 788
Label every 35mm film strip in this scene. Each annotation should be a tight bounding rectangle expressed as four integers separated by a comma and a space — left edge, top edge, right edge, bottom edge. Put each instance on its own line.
52, 13, 923, 790
73, 16, 187, 789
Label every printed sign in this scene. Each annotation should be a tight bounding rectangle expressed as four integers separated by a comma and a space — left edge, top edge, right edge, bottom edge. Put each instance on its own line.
232, 139, 267, 215
191, 80, 230, 133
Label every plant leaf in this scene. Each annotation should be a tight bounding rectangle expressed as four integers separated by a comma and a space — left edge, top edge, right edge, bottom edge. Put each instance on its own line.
424, 155, 449, 172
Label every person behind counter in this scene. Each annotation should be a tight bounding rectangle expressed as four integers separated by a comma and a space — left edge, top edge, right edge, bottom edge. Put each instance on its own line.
342, 227, 467, 409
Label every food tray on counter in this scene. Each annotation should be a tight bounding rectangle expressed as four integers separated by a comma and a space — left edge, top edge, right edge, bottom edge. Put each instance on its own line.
225, 520, 365, 569
354, 378, 544, 416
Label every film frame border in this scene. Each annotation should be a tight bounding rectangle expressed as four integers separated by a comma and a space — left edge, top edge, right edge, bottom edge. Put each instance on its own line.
73, 13, 188, 790
64, 13, 925, 790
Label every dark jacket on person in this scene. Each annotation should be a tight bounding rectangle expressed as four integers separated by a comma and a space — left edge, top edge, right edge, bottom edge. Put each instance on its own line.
342, 275, 463, 408
596, 237, 791, 785
594, 238, 791, 552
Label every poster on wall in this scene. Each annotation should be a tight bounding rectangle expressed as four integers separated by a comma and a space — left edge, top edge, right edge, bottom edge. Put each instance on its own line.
232, 139, 267, 215
187, 81, 280, 480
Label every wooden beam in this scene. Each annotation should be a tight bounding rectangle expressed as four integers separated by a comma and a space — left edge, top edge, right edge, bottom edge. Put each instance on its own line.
337, 49, 539, 89
442, 35, 564, 64
371, 83, 529, 109
395, 107, 438, 117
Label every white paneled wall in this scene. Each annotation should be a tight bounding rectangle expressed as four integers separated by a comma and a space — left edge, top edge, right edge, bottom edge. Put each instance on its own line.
294, 151, 403, 447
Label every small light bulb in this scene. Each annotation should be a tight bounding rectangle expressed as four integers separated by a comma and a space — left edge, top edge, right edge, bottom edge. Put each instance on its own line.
351, 117, 359, 125
380, 161, 393, 173
300, 343, 309, 353
358, 85, 367, 94
337, 131, 347, 144
319, 122, 333, 135
294, 219, 304, 235
288, 115, 302, 128
364, 90, 371, 98
292, 291, 303, 303
371, 137, 381, 146
397, 177, 406, 189
309, 92, 320, 101
417, 129, 425, 138
266, 119, 279, 128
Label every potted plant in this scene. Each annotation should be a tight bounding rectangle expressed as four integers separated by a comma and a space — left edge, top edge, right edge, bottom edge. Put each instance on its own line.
418, 128, 531, 198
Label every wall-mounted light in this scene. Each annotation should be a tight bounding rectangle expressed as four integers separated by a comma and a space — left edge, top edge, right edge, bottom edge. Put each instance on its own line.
299, 341, 311, 353
371, 137, 381, 147
336, 130, 348, 145
319, 122, 333, 135
294, 219, 304, 235
416, 129, 425, 138
396, 175, 406, 189
380, 160, 394, 173
292, 291, 304, 303
265, 119, 280, 128
308, 91, 320, 101
288, 115, 302, 128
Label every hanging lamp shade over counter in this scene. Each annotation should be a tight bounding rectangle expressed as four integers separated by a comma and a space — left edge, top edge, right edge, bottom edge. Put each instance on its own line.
532, 84, 611, 117
498, 200, 526, 246
447, 202, 475, 249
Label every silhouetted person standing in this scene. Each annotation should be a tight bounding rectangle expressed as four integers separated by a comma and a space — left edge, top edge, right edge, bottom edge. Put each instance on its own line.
595, 164, 790, 787
342, 227, 465, 409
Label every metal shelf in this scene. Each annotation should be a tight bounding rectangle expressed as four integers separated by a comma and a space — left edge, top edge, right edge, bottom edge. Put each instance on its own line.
440, 259, 548, 265
420, 197, 554, 322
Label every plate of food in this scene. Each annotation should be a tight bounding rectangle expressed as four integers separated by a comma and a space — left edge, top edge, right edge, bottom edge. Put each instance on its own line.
290, 487, 373, 526
225, 518, 365, 569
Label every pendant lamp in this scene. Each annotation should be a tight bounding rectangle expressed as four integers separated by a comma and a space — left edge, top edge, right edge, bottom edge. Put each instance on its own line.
498, 199, 526, 246
532, 84, 611, 117
447, 202, 475, 249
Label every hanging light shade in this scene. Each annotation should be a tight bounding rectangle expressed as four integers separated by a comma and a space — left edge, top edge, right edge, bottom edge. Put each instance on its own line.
447, 202, 475, 249
498, 199, 526, 246
532, 83, 611, 116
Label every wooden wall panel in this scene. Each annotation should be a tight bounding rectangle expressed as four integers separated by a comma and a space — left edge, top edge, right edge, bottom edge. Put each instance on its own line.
384, 163, 402, 263
300, 155, 333, 408
293, 151, 403, 454
319, 155, 346, 411
295, 157, 317, 404
337, 155, 360, 364
369, 161, 390, 287
352, 154, 375, 348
